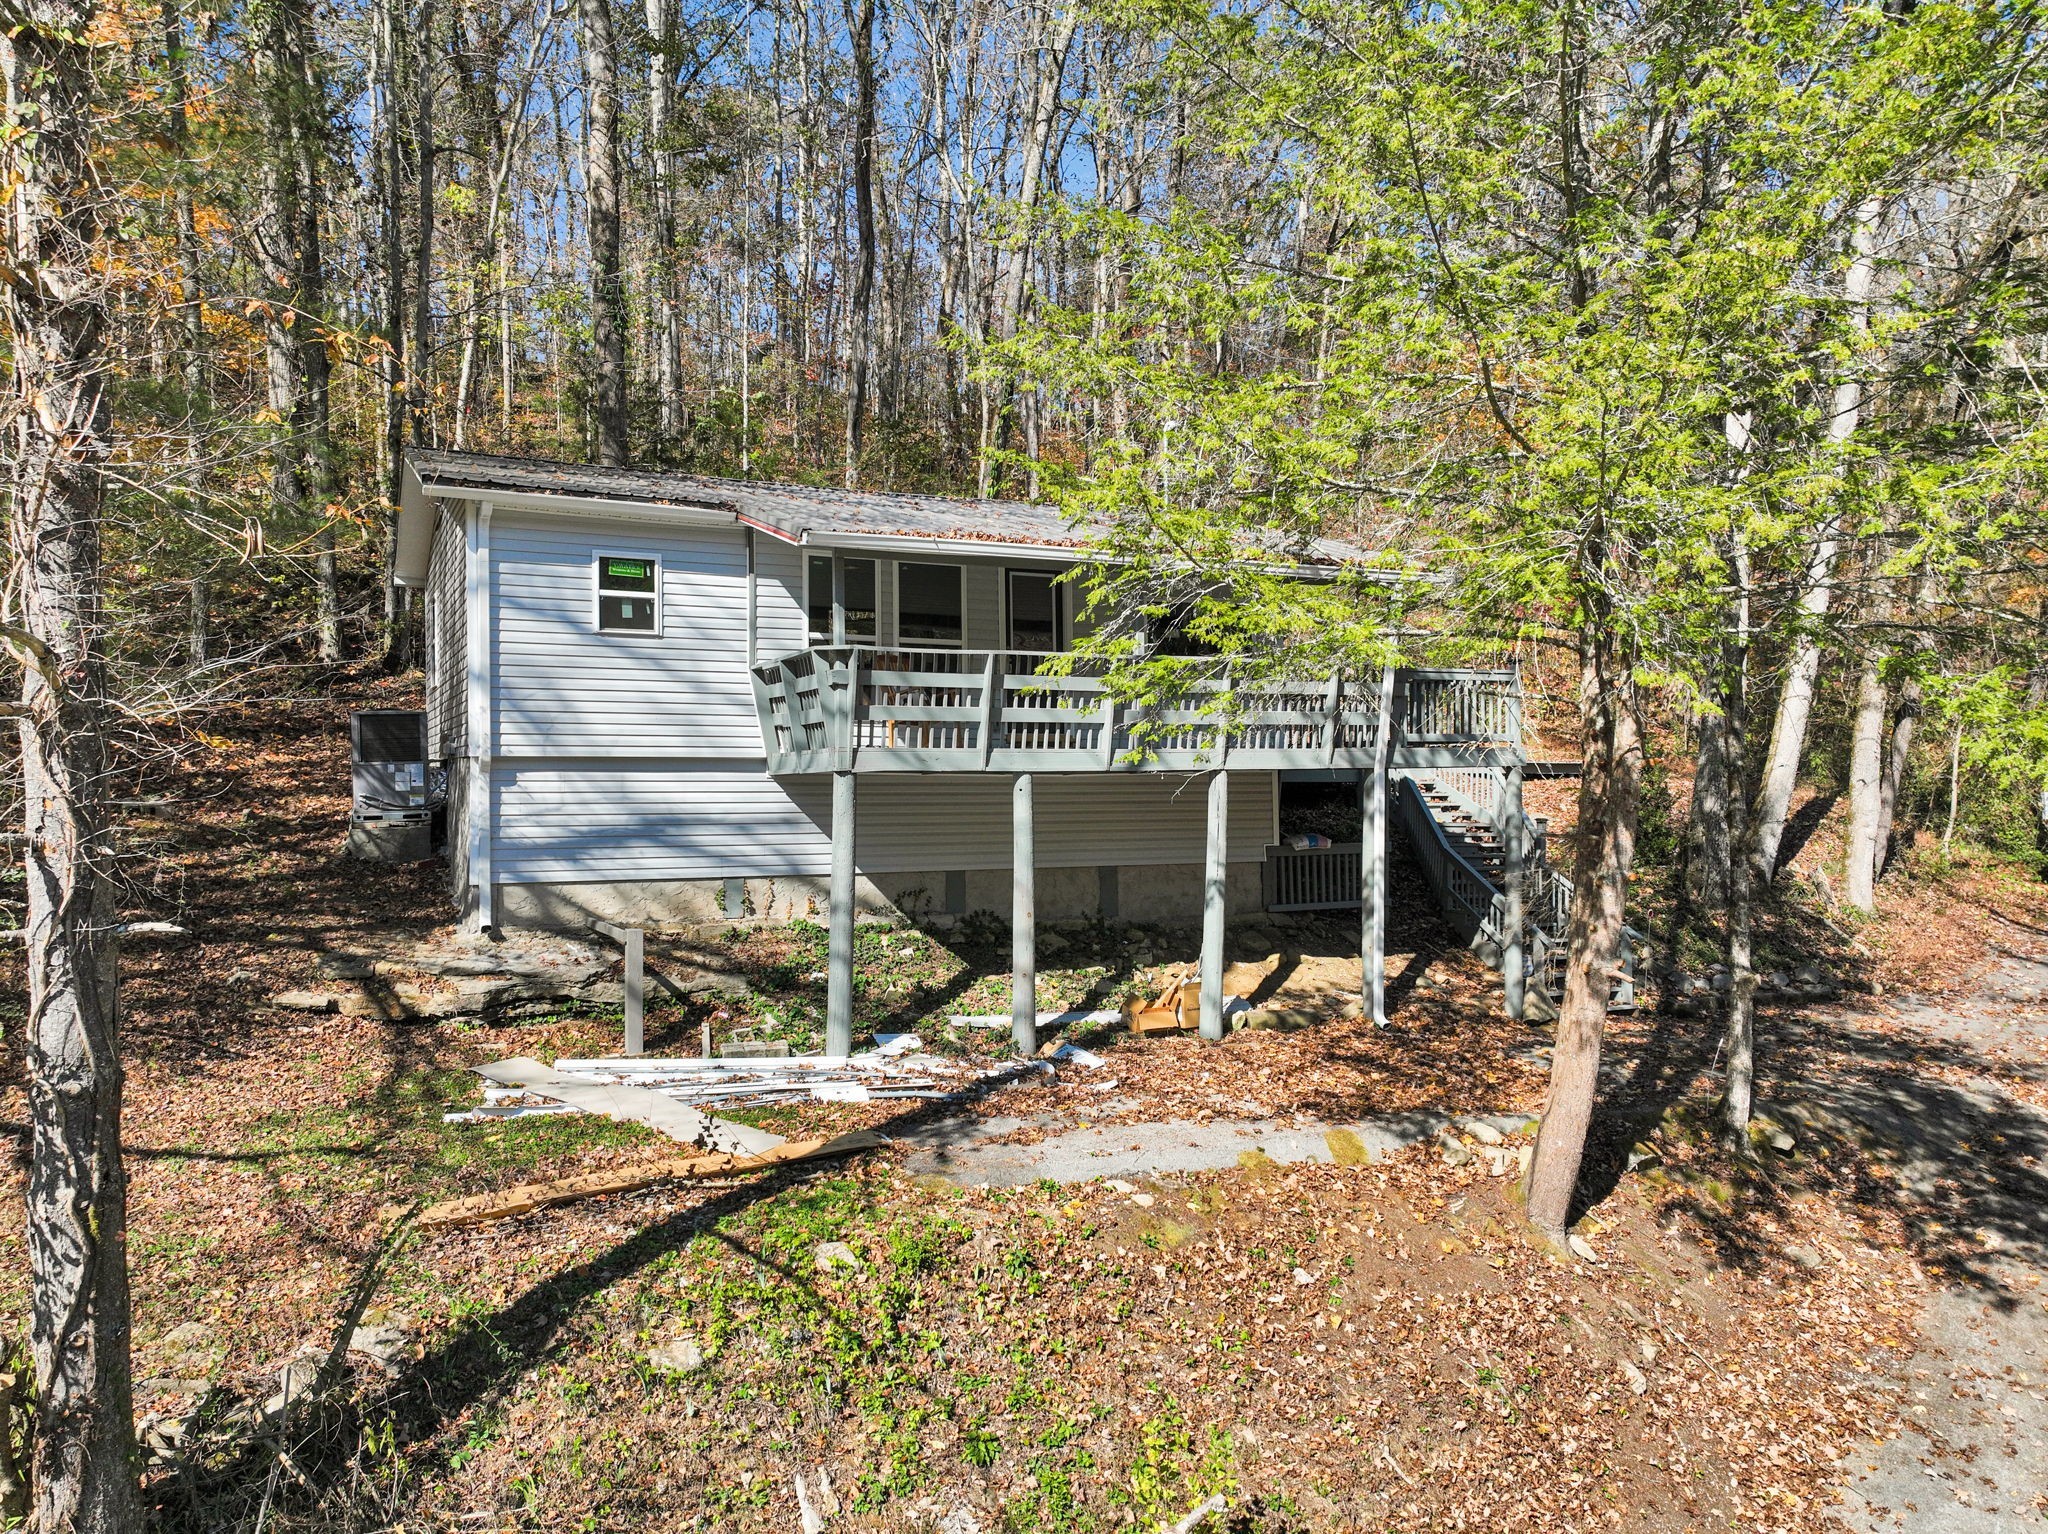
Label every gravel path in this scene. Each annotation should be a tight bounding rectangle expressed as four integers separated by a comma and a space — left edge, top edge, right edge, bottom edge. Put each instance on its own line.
1834, 950, 2048, 1532
897, 1106, 1535, 1185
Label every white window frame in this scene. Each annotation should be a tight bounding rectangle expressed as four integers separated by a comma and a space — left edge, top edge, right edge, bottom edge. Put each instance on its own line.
1004, 567, 1066, 653
592, 549, 664, 636
896, 560, 965, 649
805, 553, 879, 646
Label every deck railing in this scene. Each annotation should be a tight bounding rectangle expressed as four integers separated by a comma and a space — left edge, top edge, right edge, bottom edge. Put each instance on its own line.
1262, 842, 1364, 912
753, 646, 1410, 774
752, 647, 1521, 775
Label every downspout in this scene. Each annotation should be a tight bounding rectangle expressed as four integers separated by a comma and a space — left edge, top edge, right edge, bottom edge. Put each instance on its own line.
466, 501, 495, 928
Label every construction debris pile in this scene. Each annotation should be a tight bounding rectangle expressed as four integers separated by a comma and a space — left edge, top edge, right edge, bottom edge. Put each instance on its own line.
447, 1036, 1115, 1137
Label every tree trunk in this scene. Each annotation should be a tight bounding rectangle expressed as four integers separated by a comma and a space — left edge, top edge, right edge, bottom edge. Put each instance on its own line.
645, 0, 679, 445
1524, 622, 1642, 1240
1752, 195, 1881, 879
1874, 570, 1934, 875
1843, 650, 1888, 913
1875, 672, 1922, 876
189, 576, 210, 667
580, 0, 628, 464
376, 0, 412, 669
1719, 532, 1758, 1147
3, 6, 143, 1526
411, 0, 435, 449
1686, 695, 1730, 909
163, 1, 207, 406
987, 3, 1078, 490
293, 42, 343, 665
842, 0, 879, 488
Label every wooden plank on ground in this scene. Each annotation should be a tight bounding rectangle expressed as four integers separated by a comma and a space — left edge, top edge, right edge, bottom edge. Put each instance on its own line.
401, 1131, 890, 1233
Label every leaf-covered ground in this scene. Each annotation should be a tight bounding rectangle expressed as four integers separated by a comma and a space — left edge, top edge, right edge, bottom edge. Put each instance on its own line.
3, 676, 2041, 1532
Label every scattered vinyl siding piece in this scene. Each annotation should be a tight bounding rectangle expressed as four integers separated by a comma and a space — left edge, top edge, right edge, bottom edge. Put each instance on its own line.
474, 1057, 785, 1155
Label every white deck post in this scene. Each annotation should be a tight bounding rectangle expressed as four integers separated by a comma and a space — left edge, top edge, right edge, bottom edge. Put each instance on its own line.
1361, 666, 1396, 1024
827, 769, 856, 1056
1502, 762, 1527, 1021
1011, 773, 1037, 1056
1199, 770, 1229, 1040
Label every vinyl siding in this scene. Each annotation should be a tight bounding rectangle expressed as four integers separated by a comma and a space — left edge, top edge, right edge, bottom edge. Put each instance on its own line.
424, 507, 467, 759
752, 534, 807, 660
491, 513, 760, 758
490, 763, 1276, 884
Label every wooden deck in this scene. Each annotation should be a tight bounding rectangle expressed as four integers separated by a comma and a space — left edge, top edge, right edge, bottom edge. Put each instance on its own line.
750, 647, 1523, 775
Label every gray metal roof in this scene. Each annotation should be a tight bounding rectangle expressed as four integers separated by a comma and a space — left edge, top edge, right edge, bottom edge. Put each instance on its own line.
403, 448, 1367, 568
407, 449, 1092, 550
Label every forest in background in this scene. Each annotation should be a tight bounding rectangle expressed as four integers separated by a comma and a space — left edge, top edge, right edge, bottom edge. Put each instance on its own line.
116, 0, 1174, 672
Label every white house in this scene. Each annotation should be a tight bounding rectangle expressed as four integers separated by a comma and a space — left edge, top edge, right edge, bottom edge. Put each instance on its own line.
393, 449, 1566, 1052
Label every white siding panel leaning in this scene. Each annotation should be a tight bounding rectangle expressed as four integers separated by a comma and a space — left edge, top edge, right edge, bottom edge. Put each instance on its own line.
491, 513, 762, 759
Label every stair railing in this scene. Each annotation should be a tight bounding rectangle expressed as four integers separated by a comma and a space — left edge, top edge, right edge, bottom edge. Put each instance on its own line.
1396, 769, 1639, 1011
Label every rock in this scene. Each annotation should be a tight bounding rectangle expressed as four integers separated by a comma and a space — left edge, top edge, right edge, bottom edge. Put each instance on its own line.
1785, 1245, 1824, 1270
262, 1350, 326, 1418
347, 1323, 410, 1368
1107, 1178, 1137, 1194
1618, 1359, 1648, 1395
1292, 1266, 1315, 1285
648, 1336, 707, 1374
1130, 1192, 1156, 1208
1566, 1233, 1600, 1263
1707, 971, 1731, 993
1625, 1142, 1662, 1172
1240, 1008, 1324, 1032
1463, 1120, 1505, 1145
313, 954, 377, 980
270, 990, 340, 1012
1438, 1137, 1475, 1169
1792, 961, 1828, 987
814, 1241, 864, 1272
937, 1509, 984, 1534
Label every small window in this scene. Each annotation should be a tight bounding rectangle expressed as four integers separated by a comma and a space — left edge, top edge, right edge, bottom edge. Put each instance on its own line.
805, 555, 877, 644
898, 561, 964, 647
596, 553, 660, 634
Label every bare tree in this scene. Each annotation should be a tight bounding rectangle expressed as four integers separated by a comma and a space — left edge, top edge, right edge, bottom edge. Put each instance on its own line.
582, 0, 629, 463
2, 0, 143, 1524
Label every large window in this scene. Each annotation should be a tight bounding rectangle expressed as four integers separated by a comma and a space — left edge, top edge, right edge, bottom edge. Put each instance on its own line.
595, 552, 660, 634
805, 555, 877, 644
898, 561, 964, 647
1007, 569, 1062, 651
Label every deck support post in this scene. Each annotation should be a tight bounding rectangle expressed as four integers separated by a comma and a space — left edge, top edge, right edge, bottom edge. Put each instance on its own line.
1502, 762, 1527, 1022
1011, 774, 1037, 1057
591, 920, 645, 1056
1361, 665, 1396, 1025
827, 769, 856, 1056
1199, 770, 1229, 1041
